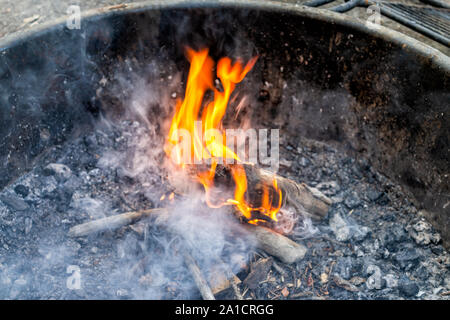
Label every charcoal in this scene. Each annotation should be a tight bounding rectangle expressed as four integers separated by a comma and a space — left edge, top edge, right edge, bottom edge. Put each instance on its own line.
243, 257, 273, 290
408, 220, 441, 246
83, 135, 98, 149
62, 176, 82, 194
379, 225, 408, 252
0, 116, 447, 300
366, 189, 383, 202
431, 246, 444, 255
414, 265, 431, 281
316, 181, 340, 196
43, 163, 72, 182
353, 226, 370, 242
14, 185, 29, 198
24, 218, 32, 235
394, 246, 421, 270
398, 277, 419, 297
344, 192, 361, 209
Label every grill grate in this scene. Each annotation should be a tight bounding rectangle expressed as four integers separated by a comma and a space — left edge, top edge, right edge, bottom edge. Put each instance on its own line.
301, 0, 450, 47
376, 2, 450, 46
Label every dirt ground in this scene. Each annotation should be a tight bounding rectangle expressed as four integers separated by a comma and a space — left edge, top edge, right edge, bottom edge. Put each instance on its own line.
0, 0, 135, 39
0, 0, 448, 55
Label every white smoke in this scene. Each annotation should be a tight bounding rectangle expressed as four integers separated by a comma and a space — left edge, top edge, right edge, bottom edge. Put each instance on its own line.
88, 58, 259, 299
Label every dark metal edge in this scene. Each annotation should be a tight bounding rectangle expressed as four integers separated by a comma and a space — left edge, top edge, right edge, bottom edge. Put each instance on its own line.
0, 0, 448, 72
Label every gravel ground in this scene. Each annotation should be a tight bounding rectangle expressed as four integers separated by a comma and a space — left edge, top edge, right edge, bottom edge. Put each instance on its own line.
0, 0, 133, 39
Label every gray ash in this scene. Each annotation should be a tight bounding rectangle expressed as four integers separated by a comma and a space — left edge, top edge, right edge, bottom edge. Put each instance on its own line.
0, 52, 448, 300
0, 116, 448, 300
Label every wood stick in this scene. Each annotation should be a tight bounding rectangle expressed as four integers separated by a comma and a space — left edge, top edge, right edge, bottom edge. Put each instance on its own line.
183, 252, 215, 300
244, 224, 307, 264
68, 208, 167, 237
69, 207, 307, 264
68, 208, 238, 300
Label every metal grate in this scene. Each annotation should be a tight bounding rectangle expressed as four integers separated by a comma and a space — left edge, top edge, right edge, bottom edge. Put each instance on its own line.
301, 0, 450, 47
376, 2, 450, 46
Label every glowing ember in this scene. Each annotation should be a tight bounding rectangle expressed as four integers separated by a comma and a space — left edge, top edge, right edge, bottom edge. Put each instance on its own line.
164, 47, 282, 223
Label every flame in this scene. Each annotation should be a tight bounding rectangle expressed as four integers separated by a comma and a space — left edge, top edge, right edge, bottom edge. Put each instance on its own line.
164, 47, 281, 223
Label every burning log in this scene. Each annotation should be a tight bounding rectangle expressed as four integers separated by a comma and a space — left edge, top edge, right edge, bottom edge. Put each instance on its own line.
244, 224, 307, 264
254, 166, 332, 221
181, 163, 332, 222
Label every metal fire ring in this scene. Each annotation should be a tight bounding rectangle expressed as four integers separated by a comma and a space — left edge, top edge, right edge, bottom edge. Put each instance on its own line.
0, 0, 449, 72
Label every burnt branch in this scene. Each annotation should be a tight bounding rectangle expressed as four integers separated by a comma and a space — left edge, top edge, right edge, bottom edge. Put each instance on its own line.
68, 206, 307, 264
182, 252, 215, 300
68, 208, 167, 237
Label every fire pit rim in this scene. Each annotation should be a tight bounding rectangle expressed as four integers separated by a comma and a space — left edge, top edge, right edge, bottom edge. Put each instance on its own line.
0, 0, 449, 72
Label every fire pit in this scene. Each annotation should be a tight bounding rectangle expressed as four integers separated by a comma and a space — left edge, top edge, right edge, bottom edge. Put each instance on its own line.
0, 1, 449, 300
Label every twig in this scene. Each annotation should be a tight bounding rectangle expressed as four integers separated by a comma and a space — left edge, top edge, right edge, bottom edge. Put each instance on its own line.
332, 274, 359, 292
68, 208, 167, 237
69, 207, 307, 264
106, 3, 127, 10
183, 252, 215, 300
319, 235, 344, 246
69, 208, 243, 300
242, 287, 249, 298
325, 261, 336, 292
291, 291, 313, 298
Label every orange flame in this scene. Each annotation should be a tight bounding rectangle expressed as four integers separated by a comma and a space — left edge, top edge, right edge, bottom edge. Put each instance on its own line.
164, 47, 281, 223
